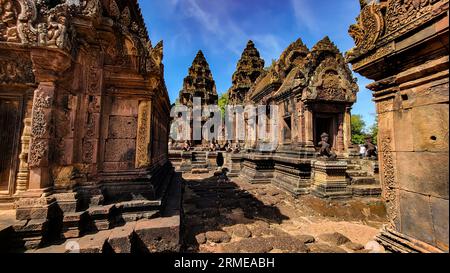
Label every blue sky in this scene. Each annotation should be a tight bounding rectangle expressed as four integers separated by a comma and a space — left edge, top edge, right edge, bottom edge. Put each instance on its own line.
139, 0, 376, 128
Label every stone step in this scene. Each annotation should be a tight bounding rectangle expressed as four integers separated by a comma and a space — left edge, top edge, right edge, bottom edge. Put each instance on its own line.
347, 164, 362, 171
346, 170, 369, 177
192, 168, 209, 174
351, 176, 377, 185
351, 185, 382, 197
77, 230, 113, 253
107, 222, 136, 253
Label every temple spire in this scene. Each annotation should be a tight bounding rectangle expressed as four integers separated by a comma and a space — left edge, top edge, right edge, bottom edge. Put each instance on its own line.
228, 40, 265, 105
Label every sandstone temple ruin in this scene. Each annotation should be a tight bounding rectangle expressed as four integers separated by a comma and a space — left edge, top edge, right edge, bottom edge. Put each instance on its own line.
0, 0, 448, 254
346, 0, 449, 253
170, 36, 381, 200
0, 0, 178, 252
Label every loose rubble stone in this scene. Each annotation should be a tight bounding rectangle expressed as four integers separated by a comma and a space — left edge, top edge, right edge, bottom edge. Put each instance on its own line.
195, 233, 207, 245
365, 241, 386, 253
345, 242, 365, 251
205, 231, 231, 243
220, 236, 308, 253
223, 224, 252, 238
309, 243, 347, 253
296, 235, 316, 244
318, 232, 351, 246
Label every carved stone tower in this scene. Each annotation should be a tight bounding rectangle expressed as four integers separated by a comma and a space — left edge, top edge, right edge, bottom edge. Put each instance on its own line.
228, 40, 265, 105
178, 50, 218, 107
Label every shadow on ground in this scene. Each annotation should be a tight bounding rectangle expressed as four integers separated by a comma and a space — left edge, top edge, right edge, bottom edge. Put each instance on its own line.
181, 172, 291, 252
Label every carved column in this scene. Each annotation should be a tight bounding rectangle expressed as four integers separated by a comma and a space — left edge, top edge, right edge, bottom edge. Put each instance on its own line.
336, 112, 345, 154
343, 106, 352, 154
14, 48, 72, 249
27, 82, 55, 190
15, 118, 31, 193
304, 104, 314, 147
136, 98, 152, 168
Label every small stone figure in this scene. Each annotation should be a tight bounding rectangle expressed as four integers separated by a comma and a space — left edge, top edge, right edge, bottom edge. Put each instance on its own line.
364, 136, 377, 158
318, 132, 337, 159
209, 139, 217, 151
182, 140, 191, 151
46, 14, 67, 49
232, 142, 241, 154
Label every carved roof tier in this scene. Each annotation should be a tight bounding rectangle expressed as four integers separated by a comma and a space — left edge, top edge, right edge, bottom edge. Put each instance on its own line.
247, 38, 310, 103
178, 50, 218, 106
228, 40, 265, 105
0, 0, 164, 76
245, 37, 358, 104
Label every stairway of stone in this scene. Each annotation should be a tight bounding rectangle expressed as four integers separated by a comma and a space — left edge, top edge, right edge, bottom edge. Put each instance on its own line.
346, 160, 381, 197
22, 173, 183, 253
0, 196, 15, 210
191, 151, 209, 174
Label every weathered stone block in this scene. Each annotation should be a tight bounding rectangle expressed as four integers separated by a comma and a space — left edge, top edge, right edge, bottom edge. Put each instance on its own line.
394, 109, 414, 152
430, 196, 449, 252
104, 139, 136, 162
396, 151, 449, 199
108, 116, 137, 139
411, 104, 448, 152
16, 207, 49, 221
107, 222, 136, 253
399, 190, 434, 246
110, 99, 138, 116
77, 230, 112, 253
134, 216, 180, 252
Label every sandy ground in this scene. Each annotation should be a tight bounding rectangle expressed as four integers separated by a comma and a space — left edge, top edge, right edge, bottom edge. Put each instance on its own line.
182, 172, 387, 253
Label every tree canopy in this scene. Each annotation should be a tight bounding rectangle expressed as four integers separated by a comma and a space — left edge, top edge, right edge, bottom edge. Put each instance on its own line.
351, 114, 367, 144
218, 93, 229, 118
351, 114, 378, 145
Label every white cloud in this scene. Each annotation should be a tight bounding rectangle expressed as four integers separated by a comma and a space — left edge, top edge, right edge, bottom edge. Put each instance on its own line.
290, 0, 320, 33
251, 34, 283, 63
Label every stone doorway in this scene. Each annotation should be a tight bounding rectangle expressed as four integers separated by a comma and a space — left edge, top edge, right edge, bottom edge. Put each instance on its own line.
0, 98, 20, 194
314, 114, 337, 148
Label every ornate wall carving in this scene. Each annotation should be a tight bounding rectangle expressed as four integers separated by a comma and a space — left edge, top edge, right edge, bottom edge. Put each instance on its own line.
380, 132, 398, 230
136, 100, 151, 168
0, 57, 34, 84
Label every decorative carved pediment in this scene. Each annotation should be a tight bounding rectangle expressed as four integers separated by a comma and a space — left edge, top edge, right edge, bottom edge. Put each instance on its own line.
0, 1, 159, 78
346, 0, 444, 62
347, 2, 385, 58
305, 37, 358, 103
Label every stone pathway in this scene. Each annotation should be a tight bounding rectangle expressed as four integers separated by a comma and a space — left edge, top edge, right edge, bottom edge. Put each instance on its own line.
182, 172, 388, 253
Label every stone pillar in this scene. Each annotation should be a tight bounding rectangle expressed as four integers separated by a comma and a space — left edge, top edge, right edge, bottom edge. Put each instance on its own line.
14, 48, 72, 249
15, 118, 31, 193
304, 104, 314, 147
336, 113, 343, 153
311, 159, 350, 199
27, 82, 55, 190
343, 106, 352, 154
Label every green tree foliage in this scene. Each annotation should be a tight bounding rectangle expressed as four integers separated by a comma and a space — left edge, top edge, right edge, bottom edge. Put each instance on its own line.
369, 117, 379, 145
218, 93, 229, 118
351, 114, 367, 144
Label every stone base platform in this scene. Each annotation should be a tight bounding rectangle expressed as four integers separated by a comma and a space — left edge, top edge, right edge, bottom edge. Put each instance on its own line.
311, 160, 352, 199
3, 169, 182, 253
